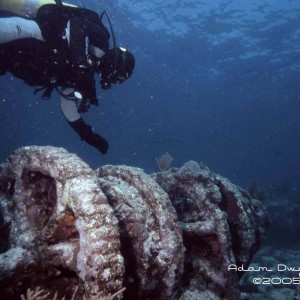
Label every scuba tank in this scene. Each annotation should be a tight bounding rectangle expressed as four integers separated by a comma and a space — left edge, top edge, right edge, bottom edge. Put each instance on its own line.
0, 0, 75, 18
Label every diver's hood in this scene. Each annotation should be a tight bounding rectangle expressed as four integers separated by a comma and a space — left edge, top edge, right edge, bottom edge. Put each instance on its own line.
99, 47, 135, 89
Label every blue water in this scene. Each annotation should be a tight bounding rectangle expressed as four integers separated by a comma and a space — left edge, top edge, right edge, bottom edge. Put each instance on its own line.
1, 0, 300, 188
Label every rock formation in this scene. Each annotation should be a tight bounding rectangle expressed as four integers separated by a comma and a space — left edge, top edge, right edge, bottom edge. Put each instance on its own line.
153, 161, 269, 299
0, 146, 269, 299
0, 146, 124, 299
97, 165, 184, 299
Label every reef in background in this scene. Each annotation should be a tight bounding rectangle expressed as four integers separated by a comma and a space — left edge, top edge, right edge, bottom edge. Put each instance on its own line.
0, 146, 269, 300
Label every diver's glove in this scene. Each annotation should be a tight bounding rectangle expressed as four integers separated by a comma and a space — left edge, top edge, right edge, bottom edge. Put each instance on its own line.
72, 67, 99, 113
78, 98, 91, 113
78, 94, 99, 113
77, 84, 99, 113
69, 118, 109, 154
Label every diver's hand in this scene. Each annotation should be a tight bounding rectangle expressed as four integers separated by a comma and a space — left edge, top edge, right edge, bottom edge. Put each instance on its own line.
73, 69, 99, 113
78, 98, 90, 113
78, 96, 99, 113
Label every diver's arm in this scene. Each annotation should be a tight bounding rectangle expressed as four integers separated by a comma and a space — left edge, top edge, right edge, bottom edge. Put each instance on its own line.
67, 15, 91, 67
75, 73, 99, 112
60, 96, 109, 154
66, 15, 101, 109
67, 14, 109, 66
67, 67, 99, 112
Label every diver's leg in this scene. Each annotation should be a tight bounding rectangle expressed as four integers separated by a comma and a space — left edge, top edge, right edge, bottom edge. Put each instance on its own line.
60, 92, 81, 122
60, 94, 109, 154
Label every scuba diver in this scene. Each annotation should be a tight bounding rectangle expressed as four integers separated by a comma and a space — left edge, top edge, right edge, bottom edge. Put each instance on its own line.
0, 0, 135, 154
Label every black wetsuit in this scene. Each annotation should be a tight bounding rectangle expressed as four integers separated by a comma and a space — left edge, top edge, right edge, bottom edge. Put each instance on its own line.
0, 4, 110, 154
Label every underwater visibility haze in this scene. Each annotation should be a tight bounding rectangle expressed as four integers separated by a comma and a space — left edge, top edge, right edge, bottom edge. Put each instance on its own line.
1, 1, 300, 299
1, 0, 300, 187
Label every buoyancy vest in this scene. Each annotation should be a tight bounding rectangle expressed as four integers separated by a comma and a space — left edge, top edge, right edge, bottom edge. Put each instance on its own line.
0, 0, 75, 18
0, 0, 110, 99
